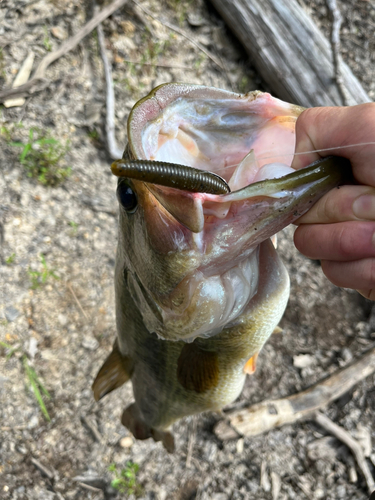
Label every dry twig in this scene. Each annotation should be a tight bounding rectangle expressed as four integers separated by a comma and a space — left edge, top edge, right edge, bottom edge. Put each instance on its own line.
186, 416, 197, 468
81, 414, 102, 442
97, 22, 123, 160
31, 457, 55, 480
67, 283, 90, 321
0, 0, 129, 103
325, 0, 351, 105
215, 346, 375, 439
315, 412, 375, 494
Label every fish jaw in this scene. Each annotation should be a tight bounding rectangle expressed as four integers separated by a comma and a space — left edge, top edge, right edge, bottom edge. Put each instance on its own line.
118, 84, 349, 342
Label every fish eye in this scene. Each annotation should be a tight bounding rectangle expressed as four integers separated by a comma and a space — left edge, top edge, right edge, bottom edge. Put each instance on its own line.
117, 181, 138, 213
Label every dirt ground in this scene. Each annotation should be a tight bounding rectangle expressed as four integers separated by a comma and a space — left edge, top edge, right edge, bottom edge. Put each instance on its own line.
0, 0, 374, 499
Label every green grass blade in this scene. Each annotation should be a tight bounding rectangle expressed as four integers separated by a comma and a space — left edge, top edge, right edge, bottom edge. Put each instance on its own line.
23, 356, 51, 421
28, 365, 51, 398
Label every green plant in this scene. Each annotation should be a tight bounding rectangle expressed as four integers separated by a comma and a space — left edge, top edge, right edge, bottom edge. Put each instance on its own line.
68, 220, 79, 236
166, 0, 195, 25
108, 462, 143, 497
87, 129, 99, 140
28, 254, 59, 289
11, 129, 71, 186
5, 253, 16, 265
0, 125, 11, 141
0, 341, 51, 421
43, 26, 52, 51
238, 75, 250, 94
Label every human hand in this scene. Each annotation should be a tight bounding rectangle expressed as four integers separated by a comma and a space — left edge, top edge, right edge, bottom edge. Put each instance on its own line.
292, 103, 375, 300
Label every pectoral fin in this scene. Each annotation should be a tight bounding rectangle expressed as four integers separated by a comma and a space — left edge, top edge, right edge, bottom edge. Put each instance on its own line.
244, 352, 258, 375
177, 343, 219, 393
92, 340, 133, 401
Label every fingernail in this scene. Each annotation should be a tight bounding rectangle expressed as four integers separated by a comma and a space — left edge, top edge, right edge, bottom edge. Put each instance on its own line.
353, 194, 375, 220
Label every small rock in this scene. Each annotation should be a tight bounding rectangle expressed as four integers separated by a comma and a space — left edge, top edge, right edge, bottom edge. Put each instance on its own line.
212, 494, 227, 500
236, 438, 244, 454
28, 415, 39, 429
26, 337, 38, 359
119, 436, 133, 448
58, 314, 68, 327
314, 487, 325, 499
158, 489, 167, 500
340, 348, 353, 363
5, 305, 20, 322
187, 12, 205, 27
82, 337, 99, 351
51, 26, 67, 40
293, 354, 315, 368
271, 471, 281, 500
261, 461, 271, 492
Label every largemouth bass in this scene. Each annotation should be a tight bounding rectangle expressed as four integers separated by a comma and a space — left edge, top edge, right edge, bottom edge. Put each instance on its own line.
92, 84, 350, 452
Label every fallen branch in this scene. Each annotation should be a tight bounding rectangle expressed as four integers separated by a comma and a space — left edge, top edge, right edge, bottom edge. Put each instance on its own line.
0, 0, 129, 103
315, 412, 375, 494
31, 457, 55, 480
97, 22, 123, 160
325, 0, 350, 105
215, 346, 375, 439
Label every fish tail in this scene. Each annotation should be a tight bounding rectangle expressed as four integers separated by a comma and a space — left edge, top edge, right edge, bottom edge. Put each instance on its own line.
121, 403, 175, 453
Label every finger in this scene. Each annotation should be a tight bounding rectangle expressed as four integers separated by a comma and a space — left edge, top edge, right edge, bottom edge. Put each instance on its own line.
357, 289, 375, 301
294, 221, 375, 261
295, 185, 375, 224
291, 104, 375, 186
321, 258, 375, 290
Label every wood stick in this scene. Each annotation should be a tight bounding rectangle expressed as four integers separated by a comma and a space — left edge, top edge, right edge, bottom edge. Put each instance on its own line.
215, 346, 375, 439
67, 283, 90, 321
325, 0, 350, 105
31, 457, 55, 480
97, 22, 123, 160
0, 0, 129, 103
81, 415, 102, 443
315, 412, 375, 494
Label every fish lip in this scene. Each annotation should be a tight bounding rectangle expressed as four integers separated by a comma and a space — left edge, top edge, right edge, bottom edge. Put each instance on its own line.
202, 156, 352, 203
127, 83, 243, 160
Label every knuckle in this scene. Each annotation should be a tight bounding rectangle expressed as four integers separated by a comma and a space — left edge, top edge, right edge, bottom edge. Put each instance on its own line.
368, 259, 375, 286
336, 225, 355, 258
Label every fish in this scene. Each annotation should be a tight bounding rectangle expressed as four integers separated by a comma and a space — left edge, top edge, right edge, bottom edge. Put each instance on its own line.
92, 83, 351, 452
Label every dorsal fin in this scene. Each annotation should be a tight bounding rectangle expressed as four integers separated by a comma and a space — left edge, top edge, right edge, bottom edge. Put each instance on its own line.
92, 340, 133, 401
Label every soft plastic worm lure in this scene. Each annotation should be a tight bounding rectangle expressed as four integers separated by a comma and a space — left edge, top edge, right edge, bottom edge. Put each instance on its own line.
111, 159, 231, 195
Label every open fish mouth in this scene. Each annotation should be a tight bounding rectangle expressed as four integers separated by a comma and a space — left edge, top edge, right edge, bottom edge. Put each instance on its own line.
127, 84, 303, 191
114, 84, 351, 342
113, 83, 350, 233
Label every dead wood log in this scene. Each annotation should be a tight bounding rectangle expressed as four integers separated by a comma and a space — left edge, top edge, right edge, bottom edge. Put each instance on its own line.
215, 346, 375, 439
209, 0, 371, 107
